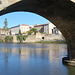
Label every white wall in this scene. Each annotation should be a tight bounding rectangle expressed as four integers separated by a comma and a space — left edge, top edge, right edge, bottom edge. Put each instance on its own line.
48, 23, 62, 35
9, 25, 30, 35
58, 30, 62, 35
49, 23, 56, 34
44, 24, 49, 34
9, 26, 19, 35
20, 25, 30, 33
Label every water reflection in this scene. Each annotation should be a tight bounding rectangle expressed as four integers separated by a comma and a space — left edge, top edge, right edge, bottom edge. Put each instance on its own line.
0, 43, 75, 75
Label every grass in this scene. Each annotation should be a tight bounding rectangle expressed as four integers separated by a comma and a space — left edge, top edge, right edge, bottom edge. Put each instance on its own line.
36, 40, 66, 44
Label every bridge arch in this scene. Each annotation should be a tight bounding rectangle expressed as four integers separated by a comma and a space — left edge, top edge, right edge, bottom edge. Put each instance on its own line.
0, 0, 75, 60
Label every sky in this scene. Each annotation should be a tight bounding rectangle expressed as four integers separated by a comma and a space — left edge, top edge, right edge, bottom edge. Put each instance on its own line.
0, 12, 50, 28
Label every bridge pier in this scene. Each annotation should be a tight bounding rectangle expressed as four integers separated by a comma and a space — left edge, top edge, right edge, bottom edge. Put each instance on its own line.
62, 41, 75, 66
68, 43, 75, 60
48, 16, 75, 66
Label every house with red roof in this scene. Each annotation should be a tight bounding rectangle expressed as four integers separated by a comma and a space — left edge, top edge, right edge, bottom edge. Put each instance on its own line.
9, 24, 30, 35
34, 23, 62, 35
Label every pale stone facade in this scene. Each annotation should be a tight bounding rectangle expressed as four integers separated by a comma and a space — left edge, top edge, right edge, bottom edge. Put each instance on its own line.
9, 26, 19, 35
34, 23, 62, 35
20, 24, 30, 33
9, 24, 30, 35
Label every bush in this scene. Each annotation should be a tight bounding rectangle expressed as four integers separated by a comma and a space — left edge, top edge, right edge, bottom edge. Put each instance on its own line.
5, 36, 13, 42
31, 28, 38, 34
27, 31, 33, 35
23, 35, 28, 41
10, 36, 13, 42
17, 35, 22, 43
0, 39, 3, 42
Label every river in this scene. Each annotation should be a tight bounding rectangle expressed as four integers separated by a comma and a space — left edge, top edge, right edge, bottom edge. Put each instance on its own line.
0, 43, 75, 75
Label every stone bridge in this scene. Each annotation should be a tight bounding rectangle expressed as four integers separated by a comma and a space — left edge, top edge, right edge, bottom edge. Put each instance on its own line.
0, 0, 75, 60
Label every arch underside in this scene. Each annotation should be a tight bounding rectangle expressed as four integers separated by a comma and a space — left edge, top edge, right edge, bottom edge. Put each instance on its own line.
0, 0, 75, 59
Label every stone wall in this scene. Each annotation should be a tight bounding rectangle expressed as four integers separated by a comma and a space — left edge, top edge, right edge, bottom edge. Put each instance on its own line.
12, 33, 65, 43
24, 35, 36, 43
44, 34, 65, 41
0, 0, 75, 11
13, 35, 18, 43
0, 0, 21, 11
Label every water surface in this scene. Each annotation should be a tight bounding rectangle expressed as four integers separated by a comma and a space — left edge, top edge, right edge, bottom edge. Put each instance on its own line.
0, 43, 75, 75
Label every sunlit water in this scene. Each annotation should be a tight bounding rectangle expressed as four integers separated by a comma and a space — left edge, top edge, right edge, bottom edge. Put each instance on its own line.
0, 43, 75, 75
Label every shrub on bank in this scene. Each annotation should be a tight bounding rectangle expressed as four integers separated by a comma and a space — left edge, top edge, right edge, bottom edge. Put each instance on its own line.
31, 28, 38, 35
23, 35, 28, 41
0, 39, 3, 42
5, 36, 13, 42
27, 31, 33, 35
17, 35, 28, 43
17, 35, 22, 43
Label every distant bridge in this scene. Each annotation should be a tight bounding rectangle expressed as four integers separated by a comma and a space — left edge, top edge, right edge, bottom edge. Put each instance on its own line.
0, 0, 75, 60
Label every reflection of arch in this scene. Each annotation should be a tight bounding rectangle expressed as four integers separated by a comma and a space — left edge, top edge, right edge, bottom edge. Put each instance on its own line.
0, 0, 75, 60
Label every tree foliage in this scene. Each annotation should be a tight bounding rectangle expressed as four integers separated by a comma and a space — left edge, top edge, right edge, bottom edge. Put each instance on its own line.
23, 35, 28, 41
0, 37, 3, 42
19, 29, 21, 35
5, 36, 13, 42
31, 28, 38, 34
27, 31, 33, 35
3, 18, 8, 31
17, 35, 22, 43
17, 35, 28, 43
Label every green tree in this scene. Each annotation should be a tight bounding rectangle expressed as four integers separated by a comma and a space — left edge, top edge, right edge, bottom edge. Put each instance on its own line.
0, 37, 3, 42
3, 18, 8, 31
19, 29, 21, 35
31, 28, 38, 34
10, 36, 13, 42
17, 35, 22, 43
23, 35, 28, 41
5, 36, 13, 42
2, 18, 8, 35
27, 31, 33, 35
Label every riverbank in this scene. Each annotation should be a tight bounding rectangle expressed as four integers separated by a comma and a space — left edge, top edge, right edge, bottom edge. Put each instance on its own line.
36, 40, 66, 44
0, 34, 66, 43
0, 40, 66, 44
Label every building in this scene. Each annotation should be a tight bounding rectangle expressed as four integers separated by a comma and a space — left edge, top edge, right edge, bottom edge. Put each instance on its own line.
0, 28, 6, 35
0, 23, 61, 36
9, 24, 30, 35
34, 23, 62, 35
0, 28, 2, 35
